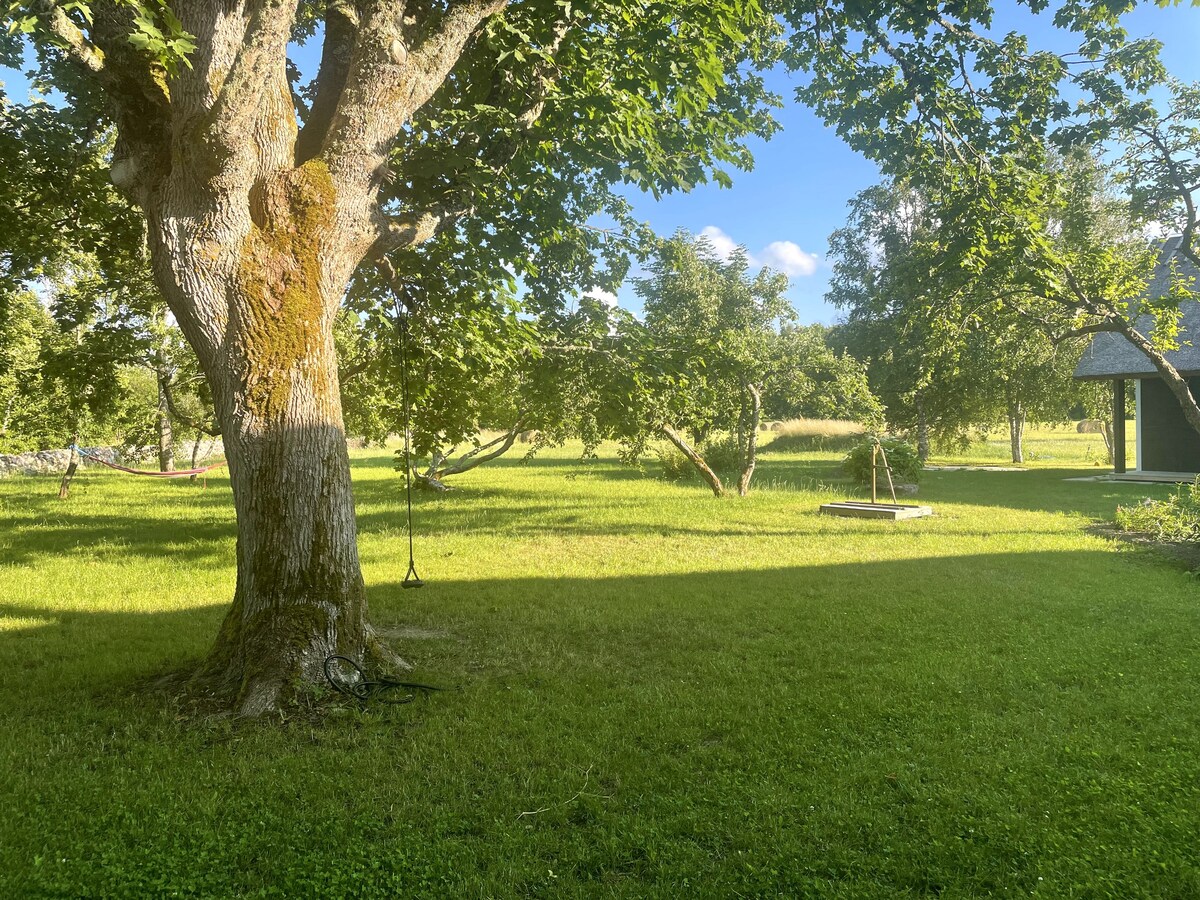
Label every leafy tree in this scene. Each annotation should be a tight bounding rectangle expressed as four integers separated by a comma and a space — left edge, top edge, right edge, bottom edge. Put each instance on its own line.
826, 182, 983, 459
760, 324, 881, 425
617, 231, 878, 495
827, 177, 1088, 463
0, 90, 207, 466
964, 317, 1079, 464
2, 0, 783, 712
0, 290, 55, 450
780, 0, 1200, 440
627, 232, 793, 495
337, 284, 607, 490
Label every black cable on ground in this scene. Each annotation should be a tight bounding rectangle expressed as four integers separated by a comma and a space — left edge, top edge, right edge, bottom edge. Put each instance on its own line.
323, 655, 447, 704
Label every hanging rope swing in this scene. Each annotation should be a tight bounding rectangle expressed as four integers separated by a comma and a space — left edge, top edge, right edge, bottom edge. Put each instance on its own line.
394, 295, 424, 590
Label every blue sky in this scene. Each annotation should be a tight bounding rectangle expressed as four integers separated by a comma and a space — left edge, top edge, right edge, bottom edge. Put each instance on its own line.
612, 3, 1200, 324
3, 4, 1197, 324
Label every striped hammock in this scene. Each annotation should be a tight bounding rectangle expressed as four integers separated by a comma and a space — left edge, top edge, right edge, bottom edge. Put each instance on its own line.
71, 446, 227, 478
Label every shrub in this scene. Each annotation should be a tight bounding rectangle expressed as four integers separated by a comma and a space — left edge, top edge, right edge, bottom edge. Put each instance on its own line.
763, 418, 866, 453
700, 433, 743, 472
1115, 479, 1200, 542
843, 436, 923, 485
654, 443, 696, 481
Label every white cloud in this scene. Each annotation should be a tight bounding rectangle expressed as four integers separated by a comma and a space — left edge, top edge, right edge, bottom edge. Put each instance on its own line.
697, 226, 820, 277
698, 225, 742, 263
759, 240, 820, 277
585, 287, 618, 307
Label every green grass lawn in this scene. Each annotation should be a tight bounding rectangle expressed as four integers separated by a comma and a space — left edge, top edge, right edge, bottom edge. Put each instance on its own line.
923, 422, 1135, 469
1, 435, 1196, 898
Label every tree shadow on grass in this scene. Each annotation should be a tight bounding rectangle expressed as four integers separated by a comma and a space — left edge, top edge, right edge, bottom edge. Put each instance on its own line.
4, 546, 1190, 714
2, 549, 1197, 897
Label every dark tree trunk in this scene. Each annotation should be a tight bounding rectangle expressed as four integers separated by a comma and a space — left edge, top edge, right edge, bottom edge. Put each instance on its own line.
196, 416, 373, 715
737, 383, 761, 496
58, 433, 79, 500
916, 401, 930, 463
1007, 400, 1025, 464
662, 424, 724, 497
189, 430, 204, 482
155, 355, 175, 472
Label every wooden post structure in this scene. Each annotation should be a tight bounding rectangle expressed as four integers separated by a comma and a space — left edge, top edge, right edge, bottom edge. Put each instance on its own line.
1112, 379, 1127, 474
877, 441, 898, 503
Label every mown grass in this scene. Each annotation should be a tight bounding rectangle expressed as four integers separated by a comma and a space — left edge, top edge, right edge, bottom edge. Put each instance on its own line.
923, 422, 1136, 469
0, 435, 1196, 898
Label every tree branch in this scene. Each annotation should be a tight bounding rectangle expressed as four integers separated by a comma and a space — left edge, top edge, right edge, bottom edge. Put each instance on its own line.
34, 2, 107, 76
369, 15, 571, 255
161, 376, 221, 436
435, 420, 526, 477
323, 0, 509, 217
295, 0, 360, 164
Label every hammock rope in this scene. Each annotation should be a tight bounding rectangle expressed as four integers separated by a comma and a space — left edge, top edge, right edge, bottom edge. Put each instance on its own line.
70, 445, 226, 478
393, 296, 424, 589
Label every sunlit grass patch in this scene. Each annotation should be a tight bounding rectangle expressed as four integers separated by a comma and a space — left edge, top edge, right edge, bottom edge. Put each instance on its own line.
0, 441, 1195, 897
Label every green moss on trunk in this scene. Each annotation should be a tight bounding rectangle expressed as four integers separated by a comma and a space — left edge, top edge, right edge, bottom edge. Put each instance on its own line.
238, 161, 338, 418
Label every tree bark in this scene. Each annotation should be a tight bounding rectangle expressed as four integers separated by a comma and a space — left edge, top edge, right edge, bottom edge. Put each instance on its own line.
662, 424, 724, 497
58, 432, 79, 500
1007, 400, 1025, 464
916, 400, 931, 462
194, 399, 374, 716
737, 383, 761, 496
189, 430, 204, 483
1099, 420, 1115, 464
167, 163, 387, 715
155, 353, 175, 472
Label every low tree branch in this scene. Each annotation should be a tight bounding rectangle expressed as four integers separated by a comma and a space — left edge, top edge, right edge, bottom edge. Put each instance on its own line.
661, 424, 724, 498
161, 376, 221, 436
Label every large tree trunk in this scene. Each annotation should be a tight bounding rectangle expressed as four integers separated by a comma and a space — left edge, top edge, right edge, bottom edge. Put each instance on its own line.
164, 164, 383, 715
1007, 400, 1025, 464
196, 407, 373, 715
737, 383, 761, 496
662, 424, 724, 497
71, 0, 506, 714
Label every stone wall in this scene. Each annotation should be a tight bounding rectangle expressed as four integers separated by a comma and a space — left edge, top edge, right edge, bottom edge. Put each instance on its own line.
0, 447, 120, 479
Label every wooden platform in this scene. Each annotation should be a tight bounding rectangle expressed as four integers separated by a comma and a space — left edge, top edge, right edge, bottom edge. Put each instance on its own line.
1063, 471, 1197, 484
1112, 471, 1197, 484
819, 501, 934, 520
